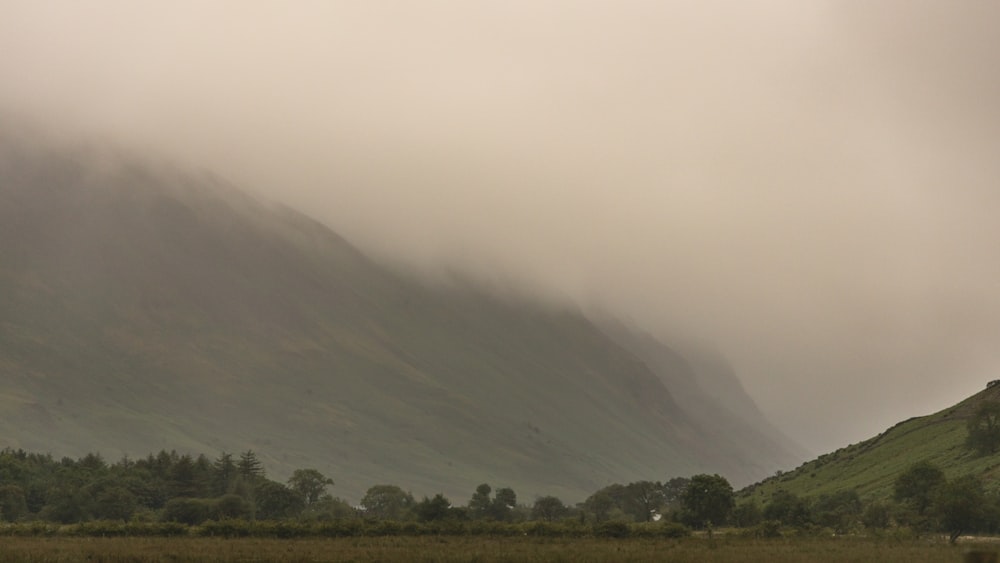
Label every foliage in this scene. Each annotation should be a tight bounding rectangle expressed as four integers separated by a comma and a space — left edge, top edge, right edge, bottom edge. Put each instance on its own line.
466, 483, 517, 521
731, 500, 762, 528
762, 491, 811, 528
92, 487, 138, 521
360, 485, 415, 521
741, 519, 783, 538
237, 451, 265, 480
812, 490, 862, 534
661, 477, 690, 511
893, 461, 945, 515
593, 520, 630, 538
623, 481, 665, 522
287, 469, 333, 505
934, 474, 986, 544
582, 487, 620, 522
0, 485, 28, 522
966, 401, 1000, 455
861, 501, 891, 530
737, 391, 1000, 505
679, 474, 734, 528
10, 442, 1000, 548
414, 494, 453, 522
530, 495, 568, 522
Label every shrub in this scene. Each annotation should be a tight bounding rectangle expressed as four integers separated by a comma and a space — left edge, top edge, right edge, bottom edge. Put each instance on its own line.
594, 520, 630, 538
162, 498, 211, 526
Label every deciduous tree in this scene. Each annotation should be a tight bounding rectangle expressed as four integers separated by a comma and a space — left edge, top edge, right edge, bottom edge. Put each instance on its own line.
894, 461, 945, 515
680, 474, 734, 528
967, 401, 1000, 455
531, 495, 567, 521
287, 469, 333, 505
935, 474, 986, 544
361, 484, 414, 520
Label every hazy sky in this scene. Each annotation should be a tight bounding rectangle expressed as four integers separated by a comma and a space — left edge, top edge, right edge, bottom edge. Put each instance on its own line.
2, 1, 999, 454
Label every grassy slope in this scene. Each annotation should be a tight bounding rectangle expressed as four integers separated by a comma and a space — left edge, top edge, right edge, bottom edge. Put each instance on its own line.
0, 136, 803, 502
739, 385, 1000, 504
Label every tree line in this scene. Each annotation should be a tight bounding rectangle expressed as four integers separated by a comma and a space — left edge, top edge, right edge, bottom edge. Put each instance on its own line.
0, 446, 995, 542
0, 447, 728, 528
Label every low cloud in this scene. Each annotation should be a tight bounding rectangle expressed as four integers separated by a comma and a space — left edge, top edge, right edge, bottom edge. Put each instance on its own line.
2, 1, 998, 453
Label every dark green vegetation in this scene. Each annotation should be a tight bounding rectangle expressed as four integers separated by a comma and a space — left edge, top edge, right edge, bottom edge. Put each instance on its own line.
732, 387, 1000, 544
4, 441, 996, 544
742, 385, 1000, 504
0, 126, 802, 502
0, 444, 711, 531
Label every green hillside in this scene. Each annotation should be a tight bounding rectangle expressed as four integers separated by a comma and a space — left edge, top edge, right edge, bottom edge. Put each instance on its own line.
740, 384, 1000, 505
0, 129, 803, 502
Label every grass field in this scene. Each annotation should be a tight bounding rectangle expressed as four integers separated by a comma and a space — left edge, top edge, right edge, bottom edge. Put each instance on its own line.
741, 385, 1000, 505
0, 536, 993, 562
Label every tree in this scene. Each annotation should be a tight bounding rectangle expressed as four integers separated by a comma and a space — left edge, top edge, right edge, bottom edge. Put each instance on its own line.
92, 486, 137, 521
211, 452, 238, 496
894, 461, 945, 515
680, 474, 734, 528
303, 496, 358, 521
762, 490, 812, 527
468, 483, 492, 519
661, 477, 691, 511
287, 469, 333, 505
623, 481, 665, 522
254, 480, 303, 520
40, 484, 91, 524
162, 497, 211, 525
812, 490, 862, 533
490, 487, 517, 521
967, 401, 1000, 455
862, 501, 891, 530
238, 451, 265, 480
213, 494, 254, 520
361, 485, 415, 520
0, 485, 27, 522
531, 496, 568, 521
731, 500, 762, 528
415, 494, 452, 522
583, 484, 630, 522
935, 474, 986, 544
168, 454, 206, 498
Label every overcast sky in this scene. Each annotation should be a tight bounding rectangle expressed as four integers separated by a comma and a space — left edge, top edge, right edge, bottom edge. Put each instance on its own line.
2, 1, 999, 454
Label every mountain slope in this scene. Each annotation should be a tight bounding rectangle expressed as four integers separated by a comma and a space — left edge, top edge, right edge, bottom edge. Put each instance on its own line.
0, 130, 803, 502
740, 384, 1000, 505
599, 321, 811, 480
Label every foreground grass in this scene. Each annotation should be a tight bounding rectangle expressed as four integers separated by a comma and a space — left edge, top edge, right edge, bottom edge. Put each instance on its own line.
0, 536, 992, 562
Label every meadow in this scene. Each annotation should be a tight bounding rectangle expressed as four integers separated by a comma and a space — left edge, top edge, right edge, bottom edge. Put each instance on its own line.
0, 535, 992, 563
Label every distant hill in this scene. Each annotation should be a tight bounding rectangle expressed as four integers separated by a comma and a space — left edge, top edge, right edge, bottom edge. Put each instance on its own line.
0, 126, 804, 502
740, 383, 1000, 505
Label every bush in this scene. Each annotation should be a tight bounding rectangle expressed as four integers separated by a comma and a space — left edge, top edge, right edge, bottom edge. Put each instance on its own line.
594, 520, 630, 538
365, 520, 403, 536
198, 519, 254, 538
162, 498, 211, 525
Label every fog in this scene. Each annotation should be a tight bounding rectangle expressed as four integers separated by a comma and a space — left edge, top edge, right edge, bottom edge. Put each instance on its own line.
2, 1, 999, 454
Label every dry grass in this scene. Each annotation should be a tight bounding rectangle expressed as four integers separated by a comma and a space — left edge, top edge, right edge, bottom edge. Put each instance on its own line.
0, 536, 992, 562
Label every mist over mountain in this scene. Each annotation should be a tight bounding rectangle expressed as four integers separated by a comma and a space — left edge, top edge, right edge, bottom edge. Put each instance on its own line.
0, 131, 805, 501
2, 2, 999, 456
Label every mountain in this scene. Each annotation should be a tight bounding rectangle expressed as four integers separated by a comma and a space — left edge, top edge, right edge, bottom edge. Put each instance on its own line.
740, 383, 1000, 505
0, 127, 804, 502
